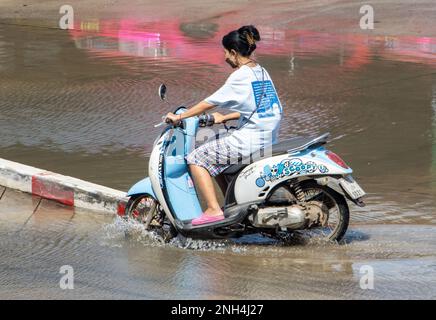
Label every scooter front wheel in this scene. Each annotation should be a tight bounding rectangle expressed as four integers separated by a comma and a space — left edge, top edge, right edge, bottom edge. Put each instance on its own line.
124, 195, 159, 228
124, 194, 177, 241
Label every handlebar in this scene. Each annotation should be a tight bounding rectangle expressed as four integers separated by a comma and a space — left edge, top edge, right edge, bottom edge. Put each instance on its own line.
198, 113, 215, 127
155, 113, 215, 128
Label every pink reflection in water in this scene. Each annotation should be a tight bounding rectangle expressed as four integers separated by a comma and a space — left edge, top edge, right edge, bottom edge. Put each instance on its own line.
69, 19, 436, 68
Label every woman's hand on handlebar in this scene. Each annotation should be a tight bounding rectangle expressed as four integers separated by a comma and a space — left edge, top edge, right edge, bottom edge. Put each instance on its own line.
212, 112, 226, 124
164, 112, 181, 125
211, 112, 240, 124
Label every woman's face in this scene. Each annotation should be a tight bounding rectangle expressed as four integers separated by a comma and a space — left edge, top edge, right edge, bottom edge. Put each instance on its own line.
224, 49, 239, 69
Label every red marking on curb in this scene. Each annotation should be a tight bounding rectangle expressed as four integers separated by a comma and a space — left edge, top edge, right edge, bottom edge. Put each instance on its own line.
31, 176, 74, 206
117, 202, 126, 216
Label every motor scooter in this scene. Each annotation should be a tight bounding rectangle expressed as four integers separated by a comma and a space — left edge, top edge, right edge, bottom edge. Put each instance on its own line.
123, 84, 366, 242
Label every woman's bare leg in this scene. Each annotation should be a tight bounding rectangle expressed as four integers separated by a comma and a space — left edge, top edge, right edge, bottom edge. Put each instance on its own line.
189, 164, 223, 216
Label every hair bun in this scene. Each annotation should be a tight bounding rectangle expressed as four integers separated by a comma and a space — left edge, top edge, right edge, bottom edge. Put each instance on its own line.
237, 25, 261, 46
222, 25, 261, 57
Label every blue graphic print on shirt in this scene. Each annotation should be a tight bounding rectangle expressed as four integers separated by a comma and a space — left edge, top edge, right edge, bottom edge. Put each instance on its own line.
252, 80, 282, 118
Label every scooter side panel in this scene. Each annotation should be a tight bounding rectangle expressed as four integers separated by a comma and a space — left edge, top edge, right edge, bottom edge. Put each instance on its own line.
234, 147, 353, 204
165, 174, 202, 220
126, 177, 156, 198
164, 128, 203, 221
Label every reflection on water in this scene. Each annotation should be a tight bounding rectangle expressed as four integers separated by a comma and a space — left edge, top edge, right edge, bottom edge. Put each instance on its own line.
71, 19, 436, 66
0, 13, 435, 226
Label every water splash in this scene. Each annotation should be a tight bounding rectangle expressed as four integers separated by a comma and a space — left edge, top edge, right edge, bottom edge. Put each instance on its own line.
99, 216, 344, 252
168, 236, 230, 251
100, 216, 164, 247
100, 216, 244, 252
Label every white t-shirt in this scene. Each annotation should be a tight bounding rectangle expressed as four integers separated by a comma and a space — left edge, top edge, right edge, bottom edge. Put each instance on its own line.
205, 64, 282, 157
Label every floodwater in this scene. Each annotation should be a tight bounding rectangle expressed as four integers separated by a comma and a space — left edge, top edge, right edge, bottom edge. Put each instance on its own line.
0, 1, 435, 299
0, 187, 435, 299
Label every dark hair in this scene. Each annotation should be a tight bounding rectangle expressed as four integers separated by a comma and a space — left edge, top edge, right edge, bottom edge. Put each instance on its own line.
222, 25, 261, 57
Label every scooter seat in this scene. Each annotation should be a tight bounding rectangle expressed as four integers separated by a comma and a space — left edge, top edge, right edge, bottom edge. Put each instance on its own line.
221, 133, 329, 175
270, 132, 329, 155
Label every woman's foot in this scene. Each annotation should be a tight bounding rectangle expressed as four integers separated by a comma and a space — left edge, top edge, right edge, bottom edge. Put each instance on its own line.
203, 207, 224, 216
191, 208, 224, 226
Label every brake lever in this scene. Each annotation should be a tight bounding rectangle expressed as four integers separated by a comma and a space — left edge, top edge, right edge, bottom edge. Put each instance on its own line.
154, 115, 169, 127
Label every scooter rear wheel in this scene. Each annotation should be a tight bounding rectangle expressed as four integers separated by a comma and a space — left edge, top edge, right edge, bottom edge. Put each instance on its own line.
268, 180, 349, 243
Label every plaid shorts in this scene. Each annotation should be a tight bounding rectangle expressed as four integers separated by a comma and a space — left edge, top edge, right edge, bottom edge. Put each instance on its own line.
185, 136, 242, 177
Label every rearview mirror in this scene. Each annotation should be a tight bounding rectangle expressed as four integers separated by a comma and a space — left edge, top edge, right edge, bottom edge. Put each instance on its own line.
158, 83, 167, 101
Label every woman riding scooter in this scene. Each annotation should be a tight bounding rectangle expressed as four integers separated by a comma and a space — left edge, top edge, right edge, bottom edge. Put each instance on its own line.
165, 25, 283, 226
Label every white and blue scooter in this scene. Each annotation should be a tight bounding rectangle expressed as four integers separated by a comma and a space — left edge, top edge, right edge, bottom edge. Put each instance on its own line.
123, 84, 366, 242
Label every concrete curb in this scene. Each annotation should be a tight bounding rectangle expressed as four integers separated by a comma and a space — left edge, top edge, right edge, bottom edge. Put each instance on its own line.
0, 158, 128, 215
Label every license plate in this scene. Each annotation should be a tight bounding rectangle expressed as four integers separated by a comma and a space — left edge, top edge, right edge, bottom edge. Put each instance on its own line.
339, 176, 366, 199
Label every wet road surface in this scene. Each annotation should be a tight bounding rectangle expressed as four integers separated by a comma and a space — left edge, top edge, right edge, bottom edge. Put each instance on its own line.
0, 188, 435, 299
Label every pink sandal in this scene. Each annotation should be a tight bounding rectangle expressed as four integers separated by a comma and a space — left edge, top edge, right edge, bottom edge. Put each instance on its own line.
191, 213, 225, 226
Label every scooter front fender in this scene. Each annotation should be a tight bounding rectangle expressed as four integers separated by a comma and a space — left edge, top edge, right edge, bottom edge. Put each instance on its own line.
127, 177, 156, 199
